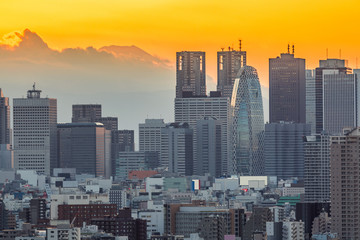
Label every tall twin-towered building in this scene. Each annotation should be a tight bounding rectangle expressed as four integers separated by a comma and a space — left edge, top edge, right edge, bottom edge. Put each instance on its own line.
176, 47, 264, 176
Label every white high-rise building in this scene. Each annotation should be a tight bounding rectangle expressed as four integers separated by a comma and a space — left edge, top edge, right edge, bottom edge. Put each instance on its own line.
13, 85, 57, 175
282, 221, 305, 240
174, 96, 231, 175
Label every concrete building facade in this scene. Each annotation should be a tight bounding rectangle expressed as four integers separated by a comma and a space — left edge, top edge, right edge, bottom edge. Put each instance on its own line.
174, 97, 231, 175
196, 117, 222, 177
13, 86, 57, 175
160, 123, 193, 176
269, 52, 306, 123
330, 127, 360, 239
176, 51, 206, 98
217, 49, 247, 98
57, 122, 111, 178
264, 122, 310, 180
303, 134, 330, 202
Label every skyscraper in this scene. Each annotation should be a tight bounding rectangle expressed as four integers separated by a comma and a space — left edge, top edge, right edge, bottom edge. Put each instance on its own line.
0, 89, 11, 145
139, 119, 165, 153
174, 96, 231, 175
264, 122, 310, 180
303, 133, 330, 202
57, 122, 111, 178
231, 65, 264, 175
0, 89, 13, 170
160, 123, 193, 176
217, 47, 247, 98
305, 69, 316, 134
98, 117, 118, 131
112, 130, 135, 176
196, 117, 222, 177
113, 130, 134, 152
323, 71, 357, 135
330, 127, 360, 239
72, 104, 102, 123
13, 85, 57, 175
269, 50, 306, 123
176, 51, 206, 98
315, 59, 351, 133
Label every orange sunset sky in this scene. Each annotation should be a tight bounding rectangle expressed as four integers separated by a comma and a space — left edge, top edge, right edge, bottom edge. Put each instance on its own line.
1, 0, 360, 87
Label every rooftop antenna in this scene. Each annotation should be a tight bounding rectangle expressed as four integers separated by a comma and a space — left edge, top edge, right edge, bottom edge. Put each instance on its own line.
287, 44, 290, 54
292, 45, 295, 54
326, 48, 328, 59
33, 82, 36, 90
239, 39, 242, 51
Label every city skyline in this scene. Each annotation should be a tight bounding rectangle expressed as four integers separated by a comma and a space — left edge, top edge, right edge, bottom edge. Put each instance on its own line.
1, 1, 360, 239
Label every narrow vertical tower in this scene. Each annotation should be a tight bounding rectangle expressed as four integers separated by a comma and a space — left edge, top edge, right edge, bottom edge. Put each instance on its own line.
231, 66, 264, 175
13, 85, 57, 175
0, 89, 11, 145
0, 89, 13, 170
176, 51, 206, 98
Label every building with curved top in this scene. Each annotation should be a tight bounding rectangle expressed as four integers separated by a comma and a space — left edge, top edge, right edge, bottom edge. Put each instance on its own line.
231, 66, 264, 175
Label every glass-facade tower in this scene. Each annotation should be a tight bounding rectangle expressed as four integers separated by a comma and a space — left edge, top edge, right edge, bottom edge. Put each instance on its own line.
231, 66, 264, 175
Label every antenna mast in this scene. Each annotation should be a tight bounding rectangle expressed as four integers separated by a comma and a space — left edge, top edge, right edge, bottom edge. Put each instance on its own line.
239, 39, 242, 51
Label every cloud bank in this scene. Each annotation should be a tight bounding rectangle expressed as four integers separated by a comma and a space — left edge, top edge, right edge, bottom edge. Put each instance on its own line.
0, 29, 269, 147
0, 29, 176, 138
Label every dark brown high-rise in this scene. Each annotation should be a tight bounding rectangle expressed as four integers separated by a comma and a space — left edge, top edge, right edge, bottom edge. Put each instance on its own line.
72, 104, 102, 123
269, 50, 306, 123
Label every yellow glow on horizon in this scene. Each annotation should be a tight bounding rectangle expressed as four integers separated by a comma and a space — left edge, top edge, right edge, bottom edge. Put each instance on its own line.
1, 0, 360, 87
